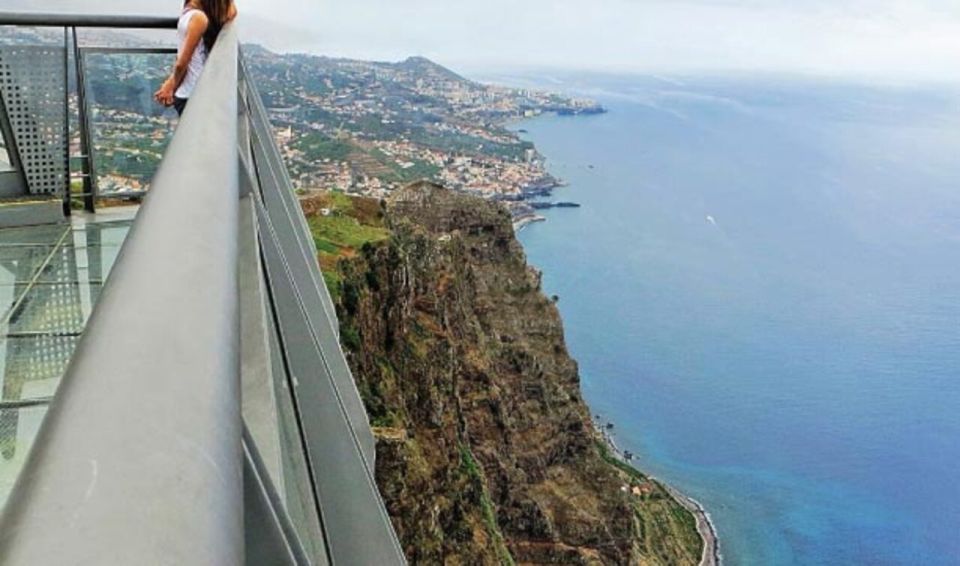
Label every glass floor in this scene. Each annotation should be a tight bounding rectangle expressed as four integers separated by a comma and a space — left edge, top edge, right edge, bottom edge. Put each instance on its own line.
0, 207, 135, 505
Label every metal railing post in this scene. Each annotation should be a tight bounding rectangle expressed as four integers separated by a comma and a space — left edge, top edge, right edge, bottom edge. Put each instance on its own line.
70, 27, 100, 213
62, 26, 71, 216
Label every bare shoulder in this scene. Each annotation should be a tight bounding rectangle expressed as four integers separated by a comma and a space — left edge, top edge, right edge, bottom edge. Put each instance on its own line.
189, 9, 210, 28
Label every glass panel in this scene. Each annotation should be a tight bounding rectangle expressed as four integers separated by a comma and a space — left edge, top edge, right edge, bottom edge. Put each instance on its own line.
72, 220, 133, 247
83, 52, 178, 196
0, 335, 78, 403
52, 246, 120, 283
241, 240, 328, 561
30, 221, 131, 285
0, 404, 48, 503
0, 224, 69, 246
4, 281, 91, 335
0, 246, 55, 286
269, 319, 328, 563
0, 286, 21, 324
0, 216, 131, 508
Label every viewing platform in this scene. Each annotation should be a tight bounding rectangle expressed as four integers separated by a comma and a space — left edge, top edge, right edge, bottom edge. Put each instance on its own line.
0, 11, 404, 565
0, 210, 133, 494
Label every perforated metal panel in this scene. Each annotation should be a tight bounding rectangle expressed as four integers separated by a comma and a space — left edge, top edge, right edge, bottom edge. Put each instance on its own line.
0, 45, 67, 196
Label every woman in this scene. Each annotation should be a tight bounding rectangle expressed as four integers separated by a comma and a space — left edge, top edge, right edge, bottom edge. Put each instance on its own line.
154, 0, 237, 115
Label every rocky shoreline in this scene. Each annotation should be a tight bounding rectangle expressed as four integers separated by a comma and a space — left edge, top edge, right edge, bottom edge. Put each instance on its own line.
664, 483, 721, 566
594, 420, 721, 566
512, 213, 546, 232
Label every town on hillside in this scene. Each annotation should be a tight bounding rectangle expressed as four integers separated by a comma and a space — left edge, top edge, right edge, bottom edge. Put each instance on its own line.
242, 47, 604, 226
36, 26, 605, 227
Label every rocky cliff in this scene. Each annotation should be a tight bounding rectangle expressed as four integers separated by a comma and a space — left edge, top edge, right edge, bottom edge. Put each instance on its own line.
305, 183, 703, 565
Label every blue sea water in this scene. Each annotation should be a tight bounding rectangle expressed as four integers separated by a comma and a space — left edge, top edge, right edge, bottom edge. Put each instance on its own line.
509, 75, 960, 565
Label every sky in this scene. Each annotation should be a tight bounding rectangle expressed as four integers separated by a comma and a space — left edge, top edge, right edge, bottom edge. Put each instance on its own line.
14, 0, 960, 83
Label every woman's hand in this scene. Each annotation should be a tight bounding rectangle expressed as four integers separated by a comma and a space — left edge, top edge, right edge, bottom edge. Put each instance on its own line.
154, 78, 176, 107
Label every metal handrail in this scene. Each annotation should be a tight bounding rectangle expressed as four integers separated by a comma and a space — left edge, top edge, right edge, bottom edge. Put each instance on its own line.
0, 22, 241, 565
0, 12, 177, 28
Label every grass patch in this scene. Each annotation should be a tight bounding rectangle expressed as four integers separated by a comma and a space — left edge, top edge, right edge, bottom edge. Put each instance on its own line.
310, 214, 389, 251
301, 190, 391, 299
314, 239, 341, 255
305, 191, 389, 253
459, 444, 516, 566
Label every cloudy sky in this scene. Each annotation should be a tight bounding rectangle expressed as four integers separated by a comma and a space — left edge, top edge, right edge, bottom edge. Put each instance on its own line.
16, 0, 960, 82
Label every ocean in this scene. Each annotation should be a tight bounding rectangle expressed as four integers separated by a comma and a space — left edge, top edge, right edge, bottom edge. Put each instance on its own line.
506, 74, 960, 564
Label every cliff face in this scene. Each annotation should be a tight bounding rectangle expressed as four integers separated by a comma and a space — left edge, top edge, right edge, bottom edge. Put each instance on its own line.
313, 183, 702, 565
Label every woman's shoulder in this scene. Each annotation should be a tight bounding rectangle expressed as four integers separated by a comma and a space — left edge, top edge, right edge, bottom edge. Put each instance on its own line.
184, 8, 210, 27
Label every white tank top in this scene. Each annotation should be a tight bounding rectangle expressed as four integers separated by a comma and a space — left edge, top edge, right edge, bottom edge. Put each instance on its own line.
175, 8, 208, 99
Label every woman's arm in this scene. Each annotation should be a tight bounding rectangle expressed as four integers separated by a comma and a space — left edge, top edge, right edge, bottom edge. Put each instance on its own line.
154, 11, 209, 106
226, 1, 238, 22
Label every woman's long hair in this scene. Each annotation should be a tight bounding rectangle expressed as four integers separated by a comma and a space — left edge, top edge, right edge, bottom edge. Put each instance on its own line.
199, 0, 231, 51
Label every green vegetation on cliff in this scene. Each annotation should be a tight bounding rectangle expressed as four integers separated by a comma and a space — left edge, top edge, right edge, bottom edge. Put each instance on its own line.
460, 444, 516, 566
594, 441, 703, 563
303, 184, 703, 565
302, 191, 389, 300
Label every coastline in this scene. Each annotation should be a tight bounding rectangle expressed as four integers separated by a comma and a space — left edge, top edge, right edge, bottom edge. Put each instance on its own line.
512, 214, 546, 232
593, 421, 721, 566
513, 105, 719, 564
664, 481, 722, 566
